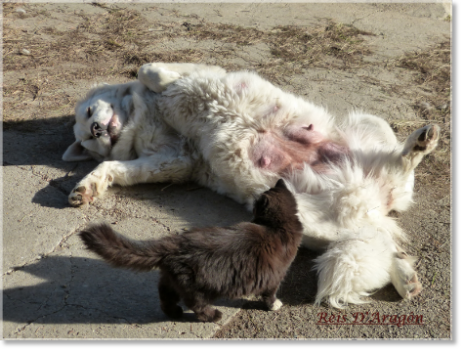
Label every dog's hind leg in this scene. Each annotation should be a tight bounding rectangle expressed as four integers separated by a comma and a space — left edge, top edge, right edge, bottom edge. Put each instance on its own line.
68, 154, 194, 206
384, 124, 440, 213
313, 227, 396, 308
341, 112, 398, 147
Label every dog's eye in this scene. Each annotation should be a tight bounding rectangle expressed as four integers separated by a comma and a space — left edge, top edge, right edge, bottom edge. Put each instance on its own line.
87, 107, 92, 118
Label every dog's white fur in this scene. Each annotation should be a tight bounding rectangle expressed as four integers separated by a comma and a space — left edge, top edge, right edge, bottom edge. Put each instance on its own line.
63, 63, 439, 308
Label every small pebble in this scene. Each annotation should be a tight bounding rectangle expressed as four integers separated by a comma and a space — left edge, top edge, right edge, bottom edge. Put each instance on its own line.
418, 101, 432, 110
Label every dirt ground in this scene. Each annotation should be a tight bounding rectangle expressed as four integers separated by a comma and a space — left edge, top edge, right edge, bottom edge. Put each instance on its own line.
2, 2, 451, 340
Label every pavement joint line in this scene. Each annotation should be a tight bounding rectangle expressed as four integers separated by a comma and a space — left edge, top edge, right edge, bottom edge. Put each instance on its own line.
35, 284, 63, 316
12, 304, 69, 337
3, 226, 81, 277
3, 161, 70, 195
4, 292, 42, 309
6, 267, 133, 336
89, 201, 177, 232
64, 303, 134, 325
29, 165, 71, 196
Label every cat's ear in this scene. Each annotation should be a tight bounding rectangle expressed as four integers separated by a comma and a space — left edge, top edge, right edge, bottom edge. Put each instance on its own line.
275, 179, 287, 190
254, 195, 269, 212
259, 195, 269, 209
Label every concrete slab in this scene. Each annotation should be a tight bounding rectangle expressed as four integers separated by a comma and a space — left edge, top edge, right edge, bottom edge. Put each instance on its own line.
3, 218, 244, 339
3, 138, 249, 339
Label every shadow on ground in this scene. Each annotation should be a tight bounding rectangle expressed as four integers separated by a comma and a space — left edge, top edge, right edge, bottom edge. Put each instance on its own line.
4, 115, 251, 228
3, 255, 250, 325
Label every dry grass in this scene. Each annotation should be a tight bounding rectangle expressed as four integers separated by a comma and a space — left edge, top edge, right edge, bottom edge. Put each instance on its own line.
388, 40, 451, 185
398, 40, 451, 113
181, 21, 374, 81
268, 23, 374, 66
3, 7, 376, 119
3, 8, 374, 77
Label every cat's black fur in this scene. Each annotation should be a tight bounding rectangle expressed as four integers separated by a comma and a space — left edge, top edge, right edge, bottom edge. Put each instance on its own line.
79, 179, 303, 322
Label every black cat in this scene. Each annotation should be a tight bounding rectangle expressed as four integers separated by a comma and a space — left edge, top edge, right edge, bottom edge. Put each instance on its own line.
79, 179, 303, 322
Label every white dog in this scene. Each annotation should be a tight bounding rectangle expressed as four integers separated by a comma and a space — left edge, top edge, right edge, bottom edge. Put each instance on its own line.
63, 63, 440, 308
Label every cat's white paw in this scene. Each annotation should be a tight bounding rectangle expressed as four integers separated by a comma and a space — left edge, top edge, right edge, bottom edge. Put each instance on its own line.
269, 299, 283, 311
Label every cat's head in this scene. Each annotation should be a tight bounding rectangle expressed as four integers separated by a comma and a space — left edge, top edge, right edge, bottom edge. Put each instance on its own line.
253, 179, 299, 224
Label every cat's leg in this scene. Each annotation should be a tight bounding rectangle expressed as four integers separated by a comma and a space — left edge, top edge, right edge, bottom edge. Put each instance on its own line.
68, 153, 193, 206
138, 62, 226, 93
158, 272, 183, 319
183, 294, 223, 323
261, 285, 283, 311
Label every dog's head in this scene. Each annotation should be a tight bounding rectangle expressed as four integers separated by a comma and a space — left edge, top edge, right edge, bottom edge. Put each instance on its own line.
62, 81, 141, 162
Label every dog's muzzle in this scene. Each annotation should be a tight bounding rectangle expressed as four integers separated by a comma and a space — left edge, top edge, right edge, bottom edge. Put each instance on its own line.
91, 122, 105, 138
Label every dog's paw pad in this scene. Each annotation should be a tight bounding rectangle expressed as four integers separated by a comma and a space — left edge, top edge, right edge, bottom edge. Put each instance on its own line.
404, 273, 422, 299
269, 299, 283, 311
68, 186, 93, 207
414, 125, 440, 151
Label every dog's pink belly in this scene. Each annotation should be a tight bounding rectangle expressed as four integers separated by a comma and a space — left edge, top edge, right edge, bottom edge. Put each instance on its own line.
250, 125, 348, 174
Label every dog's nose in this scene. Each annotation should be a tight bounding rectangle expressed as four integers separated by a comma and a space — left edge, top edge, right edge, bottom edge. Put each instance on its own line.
91, 122, 103, 138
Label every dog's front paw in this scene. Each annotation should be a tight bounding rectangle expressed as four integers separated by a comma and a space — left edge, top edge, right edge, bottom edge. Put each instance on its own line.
68, 184, 95, 207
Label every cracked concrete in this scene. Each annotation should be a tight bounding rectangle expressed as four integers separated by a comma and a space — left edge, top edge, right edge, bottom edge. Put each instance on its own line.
3, 156, 248, 338
3, 1, 451, 340
2, 103, 249, 339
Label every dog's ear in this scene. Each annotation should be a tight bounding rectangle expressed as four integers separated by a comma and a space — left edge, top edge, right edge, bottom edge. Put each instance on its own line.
62, 140, 93, 161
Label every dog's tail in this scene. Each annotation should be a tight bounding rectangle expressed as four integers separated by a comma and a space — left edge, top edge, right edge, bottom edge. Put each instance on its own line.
79, 223, 174, 271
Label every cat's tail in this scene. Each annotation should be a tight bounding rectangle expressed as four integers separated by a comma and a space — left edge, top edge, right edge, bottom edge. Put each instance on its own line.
79, 223, 172, 271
